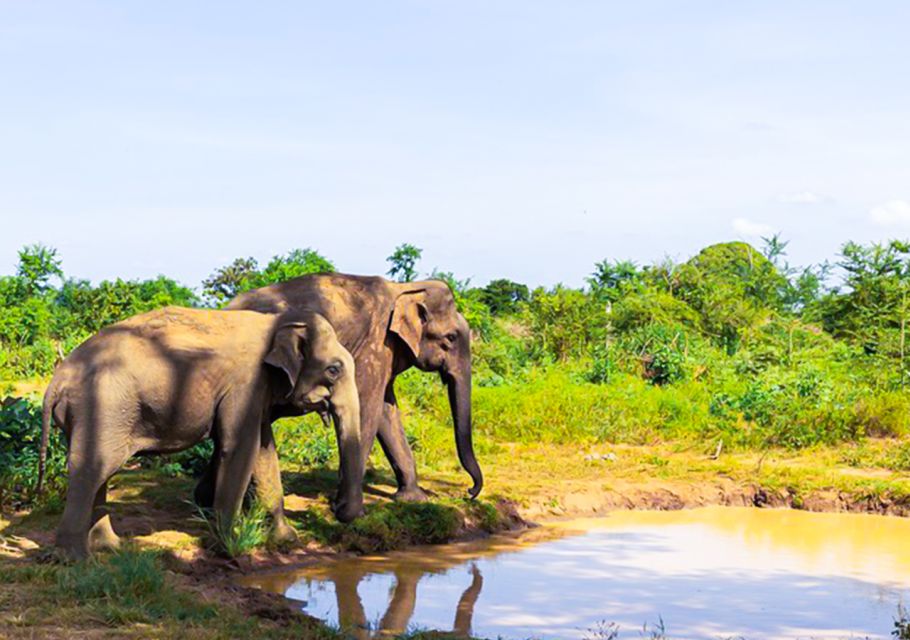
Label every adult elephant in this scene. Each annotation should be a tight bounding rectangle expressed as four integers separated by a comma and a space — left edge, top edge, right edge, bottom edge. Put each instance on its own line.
194, 274, 482, 523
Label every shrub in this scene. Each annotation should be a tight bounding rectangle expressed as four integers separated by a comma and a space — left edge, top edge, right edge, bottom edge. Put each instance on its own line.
0, 396, 67, 508
274, 415, 337, 468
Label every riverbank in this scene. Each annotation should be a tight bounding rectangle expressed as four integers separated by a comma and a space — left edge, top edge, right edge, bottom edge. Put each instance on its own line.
2, 438, 910, 638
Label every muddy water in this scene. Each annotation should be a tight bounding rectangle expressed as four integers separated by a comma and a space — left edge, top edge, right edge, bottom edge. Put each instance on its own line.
239, 507, 910, 639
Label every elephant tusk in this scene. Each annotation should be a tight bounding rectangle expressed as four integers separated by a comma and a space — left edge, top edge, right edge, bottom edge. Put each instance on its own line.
319, 400, 332, 428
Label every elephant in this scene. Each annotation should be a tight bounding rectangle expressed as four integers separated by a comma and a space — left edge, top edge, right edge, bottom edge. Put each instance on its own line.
247, 556, 483, 639
330, 562, 483, 638
193, 274, 482, 523
36, 306, 363, 559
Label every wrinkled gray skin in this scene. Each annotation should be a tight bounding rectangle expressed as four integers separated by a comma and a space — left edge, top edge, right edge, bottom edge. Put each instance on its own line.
194, 274, 482, 523
37, 306, 363, 559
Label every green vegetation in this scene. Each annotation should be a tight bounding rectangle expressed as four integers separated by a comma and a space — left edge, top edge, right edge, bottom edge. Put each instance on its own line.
5, 236, 910, 510
191, 501, 271, 558
0, 396, 66, 509
294, 498, 507, 554
52, 547, 215, 625
0, 547, 341, 638
387, 243, 423, 282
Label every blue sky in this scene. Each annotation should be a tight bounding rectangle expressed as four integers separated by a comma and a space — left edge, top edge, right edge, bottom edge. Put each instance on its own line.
2, 2, 910, 289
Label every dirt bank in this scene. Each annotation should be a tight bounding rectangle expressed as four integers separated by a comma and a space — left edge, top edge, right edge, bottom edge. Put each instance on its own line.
521, 475, 910, 522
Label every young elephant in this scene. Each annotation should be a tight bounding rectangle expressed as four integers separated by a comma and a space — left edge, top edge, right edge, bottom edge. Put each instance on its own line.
36, 306, 364, 559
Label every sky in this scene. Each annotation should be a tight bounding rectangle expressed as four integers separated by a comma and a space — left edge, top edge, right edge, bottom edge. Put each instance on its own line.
2, 2, 910, 290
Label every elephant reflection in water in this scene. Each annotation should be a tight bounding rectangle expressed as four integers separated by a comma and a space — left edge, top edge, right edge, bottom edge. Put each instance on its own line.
333, 563, 483, 638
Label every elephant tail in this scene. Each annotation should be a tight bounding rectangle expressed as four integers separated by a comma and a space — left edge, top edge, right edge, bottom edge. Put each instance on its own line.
36, 378, 59, 496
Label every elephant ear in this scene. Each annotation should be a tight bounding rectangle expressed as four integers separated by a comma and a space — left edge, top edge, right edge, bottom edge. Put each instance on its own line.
264, 321, 309, 394
390, 290, 428, 360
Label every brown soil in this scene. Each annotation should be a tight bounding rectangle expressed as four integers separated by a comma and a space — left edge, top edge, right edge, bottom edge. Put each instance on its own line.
520, 476, 910, 521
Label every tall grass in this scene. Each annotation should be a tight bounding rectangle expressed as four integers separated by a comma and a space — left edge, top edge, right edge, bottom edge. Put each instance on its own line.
191, 501, 270, 558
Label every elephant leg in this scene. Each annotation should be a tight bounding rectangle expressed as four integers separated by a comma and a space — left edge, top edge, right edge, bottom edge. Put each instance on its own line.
379, 570, 419, 634
357, 382, 385, 469
212, 407, 261, 529
88, 482, 121, 551
251, 421, 297, 544
334, 570, 369, 640
57, 438, 129, 559
377, 387, 426, 502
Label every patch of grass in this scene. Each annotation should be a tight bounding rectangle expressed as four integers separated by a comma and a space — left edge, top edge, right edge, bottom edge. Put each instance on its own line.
1, 550, 345, 639
2, 551, 223, 633
887, 441, 910, 472
293, 498, 509, 554
191, 501, 270, 558
52, 547, 216, 625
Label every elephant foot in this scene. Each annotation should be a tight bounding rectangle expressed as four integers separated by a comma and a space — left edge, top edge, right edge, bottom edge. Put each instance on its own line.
333, 500, 365, 523
270, 520, 299, 546
393, 486, 429, 503
55, 531, 91, 561
89, 514, 121, 551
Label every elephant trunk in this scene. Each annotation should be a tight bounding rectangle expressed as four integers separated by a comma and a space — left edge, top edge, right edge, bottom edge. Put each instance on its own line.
444, 359, 483, 499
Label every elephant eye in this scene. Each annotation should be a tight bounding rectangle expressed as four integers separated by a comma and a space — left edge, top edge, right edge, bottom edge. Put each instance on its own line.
326, 363, 342, 378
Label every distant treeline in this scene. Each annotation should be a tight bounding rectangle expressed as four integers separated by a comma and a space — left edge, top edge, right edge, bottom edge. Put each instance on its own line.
2, 237, 908, 379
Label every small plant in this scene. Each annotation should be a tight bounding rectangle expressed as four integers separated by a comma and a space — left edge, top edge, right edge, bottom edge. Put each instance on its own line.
586, 343, 615, 384
191, 501, 269, 558
895, 604, 910, 639
888, 442, 910, 472
584, 621, 620, 640
641, 616, 668, 639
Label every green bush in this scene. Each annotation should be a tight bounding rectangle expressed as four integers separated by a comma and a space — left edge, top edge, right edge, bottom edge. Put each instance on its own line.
7, 235, 910, 501
0, 396, 67, 508
275, 415, 337, 468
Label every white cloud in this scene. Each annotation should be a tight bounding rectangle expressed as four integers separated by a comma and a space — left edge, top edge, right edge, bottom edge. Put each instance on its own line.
778, 191, 827, 205
870, 200, 910, 226
732, 217, 773, 237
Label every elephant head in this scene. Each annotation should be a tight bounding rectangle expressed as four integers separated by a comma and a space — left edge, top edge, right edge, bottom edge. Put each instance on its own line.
265, 312, 364, 522
389, 281, 483, 498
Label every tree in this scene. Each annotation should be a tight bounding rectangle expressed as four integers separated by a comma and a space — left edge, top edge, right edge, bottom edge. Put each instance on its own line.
812, 240, 910, 353
479, 279, 530, 315
674, 242, 788, 352
761, 233, 789, 265
254, 248, 334, 287
202, 257, 260, 305
203, 250, 335, 305
526, 285, 607, 361
588, 259, 643, 302
16, 244, 62, 295
386, 244, 422, 282
760, 233, 830, 313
